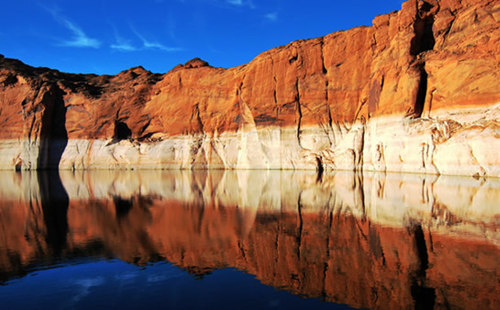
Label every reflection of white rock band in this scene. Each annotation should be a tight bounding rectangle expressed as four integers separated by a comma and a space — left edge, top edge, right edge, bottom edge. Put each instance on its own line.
1, 169, 498, 244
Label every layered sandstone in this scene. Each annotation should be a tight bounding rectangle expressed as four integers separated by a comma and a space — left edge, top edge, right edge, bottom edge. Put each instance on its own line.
0, 170, 499, 309
0, 0, 499, 175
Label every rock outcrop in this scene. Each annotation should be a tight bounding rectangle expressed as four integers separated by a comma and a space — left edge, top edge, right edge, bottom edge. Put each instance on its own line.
0, 0, 499, 175
0, 170, 499, 309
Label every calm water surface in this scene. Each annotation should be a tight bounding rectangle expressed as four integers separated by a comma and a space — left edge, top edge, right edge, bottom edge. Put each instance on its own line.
0, 170, 498, 309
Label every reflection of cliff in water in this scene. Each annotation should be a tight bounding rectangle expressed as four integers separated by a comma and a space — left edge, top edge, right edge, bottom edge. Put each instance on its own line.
0, 170, 499, 309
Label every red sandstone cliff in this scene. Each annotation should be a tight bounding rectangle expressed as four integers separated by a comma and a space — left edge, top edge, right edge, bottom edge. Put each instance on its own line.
0, 0, 499, 175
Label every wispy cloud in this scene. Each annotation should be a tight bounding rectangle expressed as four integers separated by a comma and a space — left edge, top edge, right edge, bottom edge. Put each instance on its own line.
225, 0, 255, 9
143, 41, 181, 52
45, 7, 101, 48
132, 27, 182, 52
167, 12, 177, 41
110, 42, 137, 52
110, 26, 138, 52
264, 12, 278, 22
59, 19, 101, 48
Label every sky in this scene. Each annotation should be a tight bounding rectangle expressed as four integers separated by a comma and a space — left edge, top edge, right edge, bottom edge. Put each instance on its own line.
1, 0, 404, 75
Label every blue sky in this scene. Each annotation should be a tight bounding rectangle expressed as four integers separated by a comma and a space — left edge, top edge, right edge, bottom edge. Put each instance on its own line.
1, 0, 403, 75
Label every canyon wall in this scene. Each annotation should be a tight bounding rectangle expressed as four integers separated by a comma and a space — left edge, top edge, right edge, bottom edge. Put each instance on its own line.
0, 170, 498, 309
0, 0, 499, 175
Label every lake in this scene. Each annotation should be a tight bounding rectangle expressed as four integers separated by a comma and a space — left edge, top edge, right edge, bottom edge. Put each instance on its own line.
0, 170, 498, 309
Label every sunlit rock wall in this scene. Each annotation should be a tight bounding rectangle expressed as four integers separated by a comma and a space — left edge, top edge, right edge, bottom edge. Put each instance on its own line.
0, 0, 499, 175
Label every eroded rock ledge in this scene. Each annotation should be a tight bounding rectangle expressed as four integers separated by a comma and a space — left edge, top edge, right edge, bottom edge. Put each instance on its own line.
0, 0, 499, 176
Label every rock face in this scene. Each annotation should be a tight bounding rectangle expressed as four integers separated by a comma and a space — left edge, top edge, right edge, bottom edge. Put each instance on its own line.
0, 170, 499, 309
0, 0, 499, 175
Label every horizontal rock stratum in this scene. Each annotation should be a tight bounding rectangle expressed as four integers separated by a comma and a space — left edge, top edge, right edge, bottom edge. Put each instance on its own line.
0, 0, 499, 175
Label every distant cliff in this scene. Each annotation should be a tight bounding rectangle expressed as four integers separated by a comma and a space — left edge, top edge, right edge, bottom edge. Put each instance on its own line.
0, 0, 499, 175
